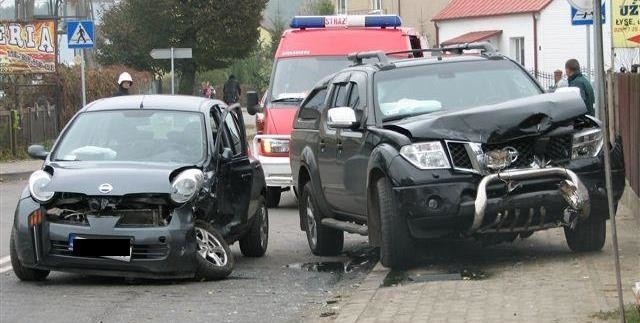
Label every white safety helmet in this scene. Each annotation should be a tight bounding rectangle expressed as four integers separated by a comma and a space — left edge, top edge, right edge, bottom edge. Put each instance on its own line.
117, 72, 133, 85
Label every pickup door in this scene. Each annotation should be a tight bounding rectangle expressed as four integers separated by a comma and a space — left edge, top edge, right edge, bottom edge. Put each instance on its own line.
318, 72, 368, 217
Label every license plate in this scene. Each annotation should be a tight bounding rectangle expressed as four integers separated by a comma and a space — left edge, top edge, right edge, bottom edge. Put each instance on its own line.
69, 234, 132, 262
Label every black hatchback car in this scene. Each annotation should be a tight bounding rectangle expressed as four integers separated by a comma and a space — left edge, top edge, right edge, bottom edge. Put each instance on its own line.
289, 43, 625, 269
11, 95, 268, 280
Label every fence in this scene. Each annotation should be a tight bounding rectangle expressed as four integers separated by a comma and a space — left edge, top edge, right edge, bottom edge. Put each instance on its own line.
614, 73, 640, 196
528, 68, 595, 91
0, 81, 60, 158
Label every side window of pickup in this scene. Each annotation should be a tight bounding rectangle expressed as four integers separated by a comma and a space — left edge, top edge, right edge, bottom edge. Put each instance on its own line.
299, 88, 328, 120
332, 83, 350, 108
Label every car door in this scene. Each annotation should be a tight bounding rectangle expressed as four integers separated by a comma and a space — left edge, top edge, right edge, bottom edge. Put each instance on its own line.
318, 72, 351, 209
334, 72, 368, 216
212, 106, 254, 227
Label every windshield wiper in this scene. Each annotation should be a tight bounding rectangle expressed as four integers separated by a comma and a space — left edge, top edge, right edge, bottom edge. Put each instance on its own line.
271, 97, 304, 103
383, 112, 427, 122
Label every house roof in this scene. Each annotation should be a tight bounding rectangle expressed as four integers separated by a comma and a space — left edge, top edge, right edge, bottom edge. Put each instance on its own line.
441, 30, 502, 46
432, 0, 553, 21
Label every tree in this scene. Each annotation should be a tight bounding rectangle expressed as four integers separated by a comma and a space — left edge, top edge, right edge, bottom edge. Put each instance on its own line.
301, 0, 335, 15
97, 0, 267, 94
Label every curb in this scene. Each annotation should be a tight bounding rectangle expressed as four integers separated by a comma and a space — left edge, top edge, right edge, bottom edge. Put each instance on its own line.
0, 171, 33, 183
334, 262, 389, 323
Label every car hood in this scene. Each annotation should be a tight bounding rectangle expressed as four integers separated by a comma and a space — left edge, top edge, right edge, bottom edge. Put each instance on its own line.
388, 91, 587, 144
45, 162, 190, 195
264, 104, 298, 135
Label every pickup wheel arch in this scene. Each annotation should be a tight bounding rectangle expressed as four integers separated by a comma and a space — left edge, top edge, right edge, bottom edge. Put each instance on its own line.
365, 144, 400, 247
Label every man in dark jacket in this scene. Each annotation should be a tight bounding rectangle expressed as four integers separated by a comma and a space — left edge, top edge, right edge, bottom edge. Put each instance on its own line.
223, 75, 241, 104
565, 59, 595, 116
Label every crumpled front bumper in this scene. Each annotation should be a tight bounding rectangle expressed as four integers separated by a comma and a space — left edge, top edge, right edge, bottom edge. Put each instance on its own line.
12, 198, 199, 279
389, 156, 625, 239
252, 134, 293, 187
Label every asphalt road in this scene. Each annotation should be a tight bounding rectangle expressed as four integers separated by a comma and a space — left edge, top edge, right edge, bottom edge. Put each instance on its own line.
0, 181, 371, 323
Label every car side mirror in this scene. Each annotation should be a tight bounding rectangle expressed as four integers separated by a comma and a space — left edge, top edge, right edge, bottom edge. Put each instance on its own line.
27, 144, 49, 160
246, 91, 261, 115
327, 107, 358, 129
221, 147, 233, 161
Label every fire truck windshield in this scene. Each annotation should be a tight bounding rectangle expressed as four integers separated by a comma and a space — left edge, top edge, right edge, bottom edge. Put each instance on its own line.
269, 57, 350, 104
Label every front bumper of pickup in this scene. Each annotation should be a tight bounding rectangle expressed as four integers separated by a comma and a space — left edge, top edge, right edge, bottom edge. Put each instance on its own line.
252, 134, 293, 187
389, 157, 625, 239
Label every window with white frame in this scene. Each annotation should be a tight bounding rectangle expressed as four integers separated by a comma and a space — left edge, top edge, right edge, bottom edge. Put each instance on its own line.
371, 0, 382, 10
510, 37, 525, 66
337, 0, 347, 14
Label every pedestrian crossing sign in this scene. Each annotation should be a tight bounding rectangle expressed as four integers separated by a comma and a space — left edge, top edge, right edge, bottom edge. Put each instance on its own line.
67, 21, 94, 49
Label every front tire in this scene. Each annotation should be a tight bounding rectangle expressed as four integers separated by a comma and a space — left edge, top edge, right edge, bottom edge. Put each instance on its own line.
240, 197, 269, 257
194, 220, 234, 280
301, 183, 343, 256
564, 216, 606, 252
10, 229, 50, 281
266, 187, 281, 208
376, 177, 413, 269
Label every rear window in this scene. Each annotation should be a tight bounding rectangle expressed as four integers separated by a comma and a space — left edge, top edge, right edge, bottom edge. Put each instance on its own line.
375, 60, 541, 121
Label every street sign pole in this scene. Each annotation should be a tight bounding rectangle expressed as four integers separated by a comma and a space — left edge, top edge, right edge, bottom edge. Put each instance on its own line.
150, 48, 191, 95
81, 49, 86, 107
171, 47, 175, 95
593, 1, 625, 322
586, 25, 591, 76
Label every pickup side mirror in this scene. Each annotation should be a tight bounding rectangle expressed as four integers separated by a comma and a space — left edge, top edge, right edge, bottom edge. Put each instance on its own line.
246, 91, 261, 115
221, 147, 233, 161
327, 107, 358, 129
27, 145, 49, 160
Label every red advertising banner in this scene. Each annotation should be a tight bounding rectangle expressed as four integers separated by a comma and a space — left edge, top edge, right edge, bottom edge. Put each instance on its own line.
0, 20, 57, 74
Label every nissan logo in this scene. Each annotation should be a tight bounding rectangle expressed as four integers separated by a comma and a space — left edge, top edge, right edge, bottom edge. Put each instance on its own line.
98, 183, 113, 194
504, 146, 519, 163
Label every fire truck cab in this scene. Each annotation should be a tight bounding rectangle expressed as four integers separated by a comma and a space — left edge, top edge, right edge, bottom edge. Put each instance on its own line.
249, 15, 425, 207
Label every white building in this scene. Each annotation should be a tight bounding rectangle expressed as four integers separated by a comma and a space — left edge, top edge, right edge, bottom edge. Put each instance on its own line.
433, 0, 638, 74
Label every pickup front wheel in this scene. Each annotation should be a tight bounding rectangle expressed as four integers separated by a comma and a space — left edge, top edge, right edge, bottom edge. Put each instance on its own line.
301, 183, 343, 256
564, 216, 606, 252
376, 177, 413, 269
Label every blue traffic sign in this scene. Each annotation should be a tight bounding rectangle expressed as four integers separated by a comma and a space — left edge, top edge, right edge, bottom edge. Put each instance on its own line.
571, 3, 606, 25
67, 21, 94, 49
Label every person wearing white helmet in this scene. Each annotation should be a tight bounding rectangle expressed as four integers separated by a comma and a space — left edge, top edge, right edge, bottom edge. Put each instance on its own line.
114, 72, 133, 96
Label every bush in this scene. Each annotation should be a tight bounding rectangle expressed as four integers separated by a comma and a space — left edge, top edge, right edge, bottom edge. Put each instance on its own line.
58, 65, 153, 124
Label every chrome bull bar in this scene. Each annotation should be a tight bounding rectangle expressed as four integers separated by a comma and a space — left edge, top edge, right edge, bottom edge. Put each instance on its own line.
469, 167, 590, 234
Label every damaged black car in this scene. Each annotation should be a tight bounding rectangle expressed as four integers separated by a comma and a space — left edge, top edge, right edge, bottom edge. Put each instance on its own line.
10, 95, 268, 281
289, 43, 626, 269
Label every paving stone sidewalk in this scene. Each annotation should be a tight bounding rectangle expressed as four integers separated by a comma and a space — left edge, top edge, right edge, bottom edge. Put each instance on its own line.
326, 202, 639, 323
0, 159, 43, 182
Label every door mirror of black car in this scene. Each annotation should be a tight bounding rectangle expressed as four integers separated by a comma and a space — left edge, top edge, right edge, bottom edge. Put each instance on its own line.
327, 107, 358, 129
246, 91, 261, 115
27, 144, 49, 160
221, 147, 233, 161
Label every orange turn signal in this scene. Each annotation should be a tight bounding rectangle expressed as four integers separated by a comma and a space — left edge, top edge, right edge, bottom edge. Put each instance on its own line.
28, 210, 43, 227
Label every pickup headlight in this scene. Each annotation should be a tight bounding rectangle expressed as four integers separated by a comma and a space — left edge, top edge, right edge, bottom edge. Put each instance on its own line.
400, 142, 451, 169
29, 170, 55, 203
261, 138, 290, 155
572, 128, 603, 159
170, 169, 204, 203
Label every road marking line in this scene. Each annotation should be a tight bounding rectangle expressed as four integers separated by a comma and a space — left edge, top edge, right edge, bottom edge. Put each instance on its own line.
0, 256, 10, 265
0, 265, 12, 274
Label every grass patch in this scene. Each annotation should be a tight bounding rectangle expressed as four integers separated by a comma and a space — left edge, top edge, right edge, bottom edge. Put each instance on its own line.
590, 304, 640, 322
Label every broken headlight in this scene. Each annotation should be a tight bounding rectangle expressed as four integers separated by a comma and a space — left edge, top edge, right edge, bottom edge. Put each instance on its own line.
170, 169, 204, 204
400, 142, 451, 169
29, 170, 55, 203
571, 128, 603, 159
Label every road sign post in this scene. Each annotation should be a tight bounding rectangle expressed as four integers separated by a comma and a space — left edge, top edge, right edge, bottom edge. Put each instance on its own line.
67, 21, 94, 107
150, 48, 192, 95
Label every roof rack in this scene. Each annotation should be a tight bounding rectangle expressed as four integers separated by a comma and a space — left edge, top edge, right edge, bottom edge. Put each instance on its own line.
347, 51, 393, 68
386, 41, 499, 57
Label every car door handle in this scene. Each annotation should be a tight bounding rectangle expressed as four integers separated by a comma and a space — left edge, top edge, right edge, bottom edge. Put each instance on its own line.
241, 173, 251, 179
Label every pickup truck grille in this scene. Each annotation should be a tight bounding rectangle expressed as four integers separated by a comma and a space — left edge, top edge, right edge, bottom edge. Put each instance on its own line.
447, 135, 573, 173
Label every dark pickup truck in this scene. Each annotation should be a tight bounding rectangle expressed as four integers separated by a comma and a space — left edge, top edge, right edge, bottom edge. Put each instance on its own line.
289, 44, 626, 269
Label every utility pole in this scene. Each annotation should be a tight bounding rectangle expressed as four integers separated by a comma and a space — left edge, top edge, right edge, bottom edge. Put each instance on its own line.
593, 0, 626, 322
